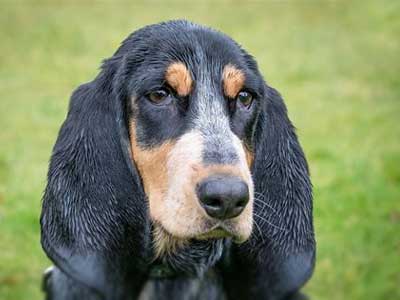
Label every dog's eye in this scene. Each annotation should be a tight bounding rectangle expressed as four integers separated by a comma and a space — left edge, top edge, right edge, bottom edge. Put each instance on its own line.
236, 91, 253, 108
147, 89, 170, 104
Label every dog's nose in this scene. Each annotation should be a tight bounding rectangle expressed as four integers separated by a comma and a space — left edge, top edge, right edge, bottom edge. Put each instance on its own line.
197, 176, 249, 220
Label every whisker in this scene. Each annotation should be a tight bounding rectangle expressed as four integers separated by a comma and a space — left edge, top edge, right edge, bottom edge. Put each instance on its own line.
252, 219, 265, 244
253, 195, 278, 214
253, 198, 280, 217
254, 192, 267, 200
254, 212, 286, 232
253, 200, 269, 215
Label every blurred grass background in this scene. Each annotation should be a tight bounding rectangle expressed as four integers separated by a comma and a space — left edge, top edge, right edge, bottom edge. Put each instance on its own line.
0, 1, 399, 299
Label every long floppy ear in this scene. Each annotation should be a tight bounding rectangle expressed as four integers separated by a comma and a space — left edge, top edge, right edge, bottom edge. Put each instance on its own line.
40, 57, 150, 299
251, 85, 315, 252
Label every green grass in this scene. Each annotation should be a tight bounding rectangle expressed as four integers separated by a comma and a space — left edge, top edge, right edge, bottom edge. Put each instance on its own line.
1, 1, 399, 299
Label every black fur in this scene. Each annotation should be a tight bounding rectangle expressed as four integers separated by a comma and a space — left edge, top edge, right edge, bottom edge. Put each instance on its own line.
40, 20, 315, 300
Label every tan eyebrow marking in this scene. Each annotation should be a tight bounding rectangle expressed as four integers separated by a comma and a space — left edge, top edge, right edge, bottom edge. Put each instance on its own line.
165, 62, 193, 96
222, 64, 245, 98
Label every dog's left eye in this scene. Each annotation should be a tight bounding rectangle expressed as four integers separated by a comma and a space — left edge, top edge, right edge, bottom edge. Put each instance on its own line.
236, 91, 253, 108
147, 88, 170, 104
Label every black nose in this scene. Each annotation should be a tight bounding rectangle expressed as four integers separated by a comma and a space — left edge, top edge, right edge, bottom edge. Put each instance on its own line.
197, 175, 249, 220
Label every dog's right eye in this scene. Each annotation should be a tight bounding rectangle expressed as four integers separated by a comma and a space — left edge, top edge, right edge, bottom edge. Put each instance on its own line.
147, 89, 170, 104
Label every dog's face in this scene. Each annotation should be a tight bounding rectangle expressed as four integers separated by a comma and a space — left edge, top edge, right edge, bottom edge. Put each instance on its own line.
125, 24, 264, 255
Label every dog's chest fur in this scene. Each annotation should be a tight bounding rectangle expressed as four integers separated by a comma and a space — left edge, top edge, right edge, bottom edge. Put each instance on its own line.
139, 272, 226, 300
139, 239, 228, 299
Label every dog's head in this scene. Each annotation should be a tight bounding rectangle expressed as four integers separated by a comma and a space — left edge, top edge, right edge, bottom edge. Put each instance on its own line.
124, 23, 266, 255
41, 20, 312, 298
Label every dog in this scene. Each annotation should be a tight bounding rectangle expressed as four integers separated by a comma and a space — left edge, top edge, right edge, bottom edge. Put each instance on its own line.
40, 20, 315, 300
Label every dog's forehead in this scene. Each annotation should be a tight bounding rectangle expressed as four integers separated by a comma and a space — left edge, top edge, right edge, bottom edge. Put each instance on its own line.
134, 24, 246, 74
126, 24, 263, 103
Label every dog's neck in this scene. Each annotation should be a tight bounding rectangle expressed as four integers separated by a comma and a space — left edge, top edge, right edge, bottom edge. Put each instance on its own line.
149, 238, 227, 279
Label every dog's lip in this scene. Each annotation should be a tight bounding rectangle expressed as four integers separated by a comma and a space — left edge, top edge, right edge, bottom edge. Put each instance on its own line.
195, 226, 232, 240
194, 223, 246, 242
154, 220, 249, 243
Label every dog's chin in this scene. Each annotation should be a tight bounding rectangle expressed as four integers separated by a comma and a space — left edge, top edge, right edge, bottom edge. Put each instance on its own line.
151, 220, 251, 276
155, 219, 251, 247
195, 227, 233, 240
194, 224, 250, 244
151, 223, 225, 277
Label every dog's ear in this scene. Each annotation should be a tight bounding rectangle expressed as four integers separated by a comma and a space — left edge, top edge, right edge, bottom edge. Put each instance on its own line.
40, 57, 150, 299
251, 85, 314, 251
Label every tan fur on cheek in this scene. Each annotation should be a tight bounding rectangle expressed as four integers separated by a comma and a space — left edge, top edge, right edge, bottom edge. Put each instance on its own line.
156, 131, 206, 237
244, 145, 254, 168
165, 62, 193, 96
223, 64, 245, 98
129, 122, 174, 212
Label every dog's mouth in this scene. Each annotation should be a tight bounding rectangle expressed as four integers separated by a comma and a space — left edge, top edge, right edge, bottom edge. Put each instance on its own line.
151, 215, 252, 259
155, 220, 248, 244
195, 223, 248, 243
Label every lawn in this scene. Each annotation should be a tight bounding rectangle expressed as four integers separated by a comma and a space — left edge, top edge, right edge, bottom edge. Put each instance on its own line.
0, 1, 399, 300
